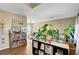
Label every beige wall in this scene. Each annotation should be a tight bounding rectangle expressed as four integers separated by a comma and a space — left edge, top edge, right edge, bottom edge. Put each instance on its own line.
33, 17, 76, 34
0, 10, 26, 50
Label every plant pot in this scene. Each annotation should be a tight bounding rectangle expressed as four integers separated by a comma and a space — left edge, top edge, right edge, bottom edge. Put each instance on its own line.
46, 35, 52, 43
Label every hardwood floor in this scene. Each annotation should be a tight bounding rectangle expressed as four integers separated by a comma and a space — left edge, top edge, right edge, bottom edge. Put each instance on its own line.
0, 39, 32, 55
0, 45, 27, 55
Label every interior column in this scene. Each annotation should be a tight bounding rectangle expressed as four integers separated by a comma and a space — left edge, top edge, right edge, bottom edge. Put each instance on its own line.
74, 14, 79, 54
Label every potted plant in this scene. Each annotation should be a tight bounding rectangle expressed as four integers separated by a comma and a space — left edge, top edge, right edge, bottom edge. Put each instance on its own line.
52, 29, 60, 42
35, 24, 60, 43
64, 24, 74, 43
46, 28, 53, 43
35, 24, 48, 41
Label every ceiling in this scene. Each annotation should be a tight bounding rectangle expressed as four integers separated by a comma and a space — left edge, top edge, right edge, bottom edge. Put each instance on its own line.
0, 3, 79, 23
24, 3, 40, 8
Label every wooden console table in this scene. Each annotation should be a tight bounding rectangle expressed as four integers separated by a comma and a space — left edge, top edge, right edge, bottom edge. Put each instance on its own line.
32, 39, 69, 55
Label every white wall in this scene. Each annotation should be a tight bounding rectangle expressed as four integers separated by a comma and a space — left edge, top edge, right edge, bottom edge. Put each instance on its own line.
75, 14, 79, 54
33, 17, 75, 34
0, 10, 26, 50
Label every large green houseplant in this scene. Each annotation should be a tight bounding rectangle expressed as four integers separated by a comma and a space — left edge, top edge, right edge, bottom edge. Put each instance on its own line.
35, 24, 60, 42
35, 24, 48, 40
52, 29, 60, 41
64, 24, 74, 42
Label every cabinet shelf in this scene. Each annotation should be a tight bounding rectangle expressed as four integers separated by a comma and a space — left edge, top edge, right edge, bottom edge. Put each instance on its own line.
32, 39, 69, 55
9, 31, 27, 48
